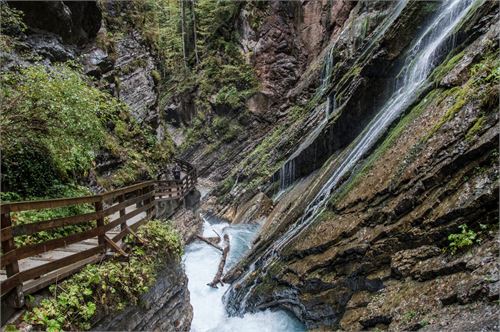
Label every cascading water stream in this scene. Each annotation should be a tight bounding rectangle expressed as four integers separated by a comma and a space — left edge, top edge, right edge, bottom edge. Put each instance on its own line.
277, 37, 337, 193
276, 0, 408, 193
234, 0, 479, 313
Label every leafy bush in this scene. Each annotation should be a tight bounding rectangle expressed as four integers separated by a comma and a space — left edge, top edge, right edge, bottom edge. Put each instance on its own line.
133, 220, 183, 256
0, 64, 114, 195
215, 85, 244, 110
23, 220, 182, 331
1, 63, 174, 195
448, 224, 479, 254
0, 3, 27, 35
211, 116, 242, 143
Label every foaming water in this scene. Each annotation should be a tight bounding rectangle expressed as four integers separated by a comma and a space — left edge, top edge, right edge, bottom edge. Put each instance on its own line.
183, 216, 305, 332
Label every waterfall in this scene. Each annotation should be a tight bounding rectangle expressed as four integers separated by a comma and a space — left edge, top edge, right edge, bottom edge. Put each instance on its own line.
234, 0, 479, 313
319, 46, 336, 96
279, 158, 296, 191
275, 0, 408, 193
326, 92, 336, 119
277, 66, 336, 193
274, 0, 477, 253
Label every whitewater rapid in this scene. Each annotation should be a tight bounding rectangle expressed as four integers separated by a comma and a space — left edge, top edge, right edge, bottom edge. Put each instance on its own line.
183, 216, 304, 332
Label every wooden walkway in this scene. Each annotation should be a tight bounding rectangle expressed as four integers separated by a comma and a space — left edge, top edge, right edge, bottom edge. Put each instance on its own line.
0, 158, 197, 309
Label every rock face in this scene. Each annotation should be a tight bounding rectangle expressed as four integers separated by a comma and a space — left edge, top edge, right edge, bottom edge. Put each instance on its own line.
232, 192, 273, 224
222, 1, 499, 330
92, 258, 193, 331
111, 31, 159, 127
181, 0, 383, 214
9, 1, 101, 44
10, 1, 163, 132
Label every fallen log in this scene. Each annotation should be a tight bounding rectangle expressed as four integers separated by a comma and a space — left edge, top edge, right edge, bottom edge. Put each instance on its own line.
196, 235, 223, 251
208, 234, 230, 288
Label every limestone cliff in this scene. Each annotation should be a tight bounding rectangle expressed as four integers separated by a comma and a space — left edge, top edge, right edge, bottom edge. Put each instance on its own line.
218, 1, 499, 330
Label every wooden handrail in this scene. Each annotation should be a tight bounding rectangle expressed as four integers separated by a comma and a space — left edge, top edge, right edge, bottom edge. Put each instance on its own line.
0, 159, 197, 303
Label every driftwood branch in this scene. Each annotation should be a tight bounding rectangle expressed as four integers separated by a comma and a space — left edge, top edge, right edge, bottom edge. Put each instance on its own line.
208, 234, 230, 288
211, 228, 222, 242
196, 235, 223, 251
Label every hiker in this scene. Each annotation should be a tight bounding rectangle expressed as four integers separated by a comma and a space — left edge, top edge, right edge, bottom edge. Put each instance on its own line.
173, 164, 181, 181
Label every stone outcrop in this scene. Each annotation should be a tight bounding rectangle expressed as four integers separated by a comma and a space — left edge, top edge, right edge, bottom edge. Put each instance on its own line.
223, 1, 499, 330
9, 1, 101, 44
232, 192, 274, 224
110, 31, 159, 126
9, 1, 163, 133
92, 258, 193, 332
169, 209, 202, 244
181, 0, 379, 212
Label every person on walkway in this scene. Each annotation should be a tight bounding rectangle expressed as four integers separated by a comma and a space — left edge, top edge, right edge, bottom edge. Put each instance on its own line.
173, 164, 181, 181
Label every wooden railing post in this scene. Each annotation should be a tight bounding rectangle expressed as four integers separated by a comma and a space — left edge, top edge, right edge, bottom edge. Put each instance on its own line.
1, 208, 24, 307
94, 197, 105, 247
119, 194, 126, 232
149, 184, 156, 220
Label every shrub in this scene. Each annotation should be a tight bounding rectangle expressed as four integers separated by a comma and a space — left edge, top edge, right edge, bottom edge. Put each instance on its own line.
215, 85, 243, 110
0, 3, 27, 35
448, 224, 479, 254
0, 65, 113, 194
1, 63, 173, 194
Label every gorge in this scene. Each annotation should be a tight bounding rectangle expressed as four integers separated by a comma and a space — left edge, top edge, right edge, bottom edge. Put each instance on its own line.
0, 0, 498, 331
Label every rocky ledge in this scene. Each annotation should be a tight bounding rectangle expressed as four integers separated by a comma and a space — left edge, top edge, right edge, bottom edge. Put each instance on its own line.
92, 258, 192, 331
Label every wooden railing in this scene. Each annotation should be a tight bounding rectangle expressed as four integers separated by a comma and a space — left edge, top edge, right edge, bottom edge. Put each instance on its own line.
0, 159, 197, 307
156, 158, 197, 199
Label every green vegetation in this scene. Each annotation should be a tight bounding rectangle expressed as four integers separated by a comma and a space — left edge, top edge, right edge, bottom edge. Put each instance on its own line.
447, 224, 479, 254
289, 105, 307, 122
403, 310, 418, 322
212, 116, 243, 143
465, 115, 485, 141
23, 221, 182, 331
0, 63, 174, 196
425, 87, 467, 140
0, 3, 26, 34
1, 64, 108, 195
431, 50, 465, 82
123, 0, 257, 152
0, 3, 26, 52
181, 114, 243, 153
224, 125, 286, 195
425, 51, 499, 142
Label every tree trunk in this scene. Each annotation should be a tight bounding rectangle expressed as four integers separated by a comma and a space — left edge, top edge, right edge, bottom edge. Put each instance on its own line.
191, 0, 199, 64
208, 234, 230, 288
196, 235, 223, 251
180, 0, 187, 68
